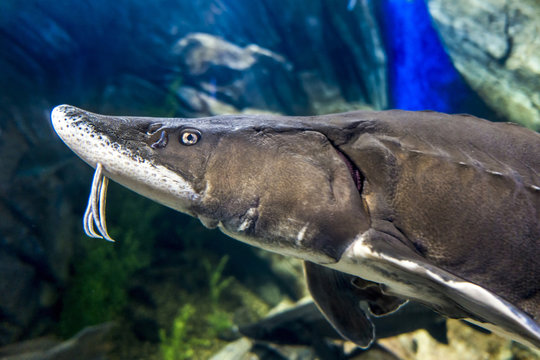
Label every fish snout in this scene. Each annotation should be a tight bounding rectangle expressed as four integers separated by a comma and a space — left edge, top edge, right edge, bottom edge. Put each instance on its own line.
51, 104, 107, 168
51, 104, 88, 133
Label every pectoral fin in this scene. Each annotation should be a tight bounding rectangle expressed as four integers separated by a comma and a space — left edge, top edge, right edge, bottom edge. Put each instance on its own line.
304, 261, 375, 347
304, 261, 407, 348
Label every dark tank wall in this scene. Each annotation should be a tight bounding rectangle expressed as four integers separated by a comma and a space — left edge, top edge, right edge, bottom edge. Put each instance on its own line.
0, 0, 389, 118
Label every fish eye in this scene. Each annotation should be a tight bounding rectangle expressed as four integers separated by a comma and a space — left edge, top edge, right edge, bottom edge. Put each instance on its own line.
180, 129, 201, 146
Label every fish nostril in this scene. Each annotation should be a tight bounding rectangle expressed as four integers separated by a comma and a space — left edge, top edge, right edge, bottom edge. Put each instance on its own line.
147, 123, 163, 135
151, 130, 168, 149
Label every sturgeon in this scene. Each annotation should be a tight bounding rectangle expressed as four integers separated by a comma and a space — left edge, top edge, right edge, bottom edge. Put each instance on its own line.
51, 105, 540, 348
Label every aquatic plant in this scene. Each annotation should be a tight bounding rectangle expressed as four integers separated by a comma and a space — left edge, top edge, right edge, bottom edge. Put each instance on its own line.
159, 303, 210, 360
58, 186, 161, 337
159, 255, 235, 359
204, 255, 234, 336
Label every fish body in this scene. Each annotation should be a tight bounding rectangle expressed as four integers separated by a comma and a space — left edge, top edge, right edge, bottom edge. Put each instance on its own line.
51, 105, 540, 348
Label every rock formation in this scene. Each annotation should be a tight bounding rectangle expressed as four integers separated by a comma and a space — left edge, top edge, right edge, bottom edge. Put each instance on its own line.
428, 0, 540, 129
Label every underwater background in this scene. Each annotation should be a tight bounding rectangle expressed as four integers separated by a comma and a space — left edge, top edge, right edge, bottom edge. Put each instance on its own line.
0, 0, 539, 359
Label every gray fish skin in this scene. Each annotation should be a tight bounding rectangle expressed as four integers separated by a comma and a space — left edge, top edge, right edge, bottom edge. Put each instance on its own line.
51, 105, 540, 348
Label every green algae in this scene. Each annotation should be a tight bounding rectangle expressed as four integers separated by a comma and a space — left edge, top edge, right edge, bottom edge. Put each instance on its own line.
159, 256, 235, 360
58, 185, 161, 338
56, 183, 275, 359
159, 303, 204, 360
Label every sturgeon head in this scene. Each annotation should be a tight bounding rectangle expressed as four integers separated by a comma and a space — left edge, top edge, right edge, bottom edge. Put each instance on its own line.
51, 105, 369, 264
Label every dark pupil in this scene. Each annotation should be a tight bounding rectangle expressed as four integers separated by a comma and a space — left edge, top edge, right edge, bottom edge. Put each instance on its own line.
182, 131, 199, 145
